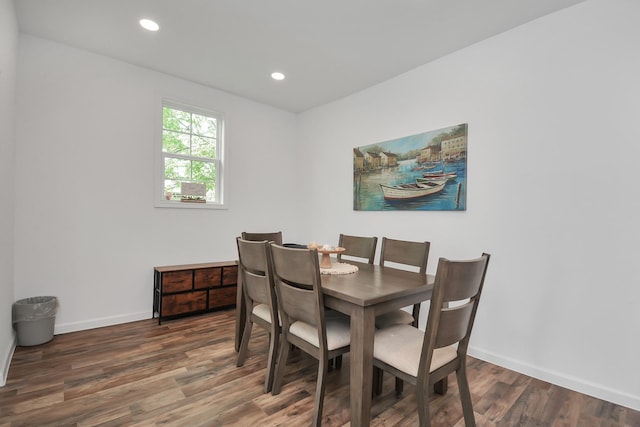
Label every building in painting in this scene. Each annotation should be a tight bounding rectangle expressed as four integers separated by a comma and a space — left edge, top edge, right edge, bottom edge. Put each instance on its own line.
418, 145, 441, 163
441, 135, 467, 160
364, 151, 381, 169
353, 148, 365, 171
380, 152, 398, 167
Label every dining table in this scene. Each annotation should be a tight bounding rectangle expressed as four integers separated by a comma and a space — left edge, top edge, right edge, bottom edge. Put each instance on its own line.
235, 259, 434, 427
321, 261, 434, 426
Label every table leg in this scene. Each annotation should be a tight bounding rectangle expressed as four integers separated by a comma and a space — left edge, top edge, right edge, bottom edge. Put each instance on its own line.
350, 305, 375, 427
235, 268, 245, 352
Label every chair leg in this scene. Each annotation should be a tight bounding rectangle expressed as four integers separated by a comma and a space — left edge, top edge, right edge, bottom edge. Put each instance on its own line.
271, 337, 290, 395
264, 327, 279, 393
434, 377, 448, 395
236, 320, 253, 367
312, 357, 328, 427
328, 355, 343, 369
416, 380, 431, 427
335, 355, 342, 369
456, 363, 476, 427
373, 366, 383, 396
395, 377, 404, 395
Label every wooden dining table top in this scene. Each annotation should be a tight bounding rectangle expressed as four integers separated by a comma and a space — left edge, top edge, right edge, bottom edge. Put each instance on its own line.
321, 260, 434, 307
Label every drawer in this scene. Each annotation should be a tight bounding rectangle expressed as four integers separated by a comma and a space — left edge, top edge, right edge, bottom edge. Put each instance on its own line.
222, 265, 238, 286
162, 270, 193, 293
210, 286, 237, 309
162, 291, 207, 316
194, 267, 221, 289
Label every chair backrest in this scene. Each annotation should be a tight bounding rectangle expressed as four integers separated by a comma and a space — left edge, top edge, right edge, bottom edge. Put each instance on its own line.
419, 253, 491, 377
337, 234, 378, 264
269, 243, 327, 350
241, 231, 283, 245
379, 237, 430, 273
236, 238, 278, 323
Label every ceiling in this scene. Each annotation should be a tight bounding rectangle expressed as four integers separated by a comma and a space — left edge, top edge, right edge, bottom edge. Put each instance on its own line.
15, 0, 586, 113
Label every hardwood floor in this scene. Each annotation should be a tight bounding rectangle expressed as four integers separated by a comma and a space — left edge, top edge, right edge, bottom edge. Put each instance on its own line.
1, 310, 638, 426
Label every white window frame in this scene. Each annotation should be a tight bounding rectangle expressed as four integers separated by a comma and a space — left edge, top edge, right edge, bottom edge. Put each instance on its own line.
155, 99, 227, 209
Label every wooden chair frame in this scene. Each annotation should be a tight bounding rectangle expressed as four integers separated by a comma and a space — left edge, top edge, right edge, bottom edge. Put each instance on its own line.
235, 238, 280, 393
337, 233, 378, 264
241, 231, 283, 245
378, 237, 430, 328
270, 243, 350, 427
373, 253, 491, 427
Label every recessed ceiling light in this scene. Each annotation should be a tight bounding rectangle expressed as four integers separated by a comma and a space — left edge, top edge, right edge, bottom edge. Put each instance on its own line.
139, 18, 159, 32
271, 72, 285, 81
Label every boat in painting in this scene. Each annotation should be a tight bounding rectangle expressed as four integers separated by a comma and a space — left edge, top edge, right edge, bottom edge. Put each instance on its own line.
411, 163, 438, 171
416, 177, 448, 186
380, 180, 446, 200
422, 171, 457, 181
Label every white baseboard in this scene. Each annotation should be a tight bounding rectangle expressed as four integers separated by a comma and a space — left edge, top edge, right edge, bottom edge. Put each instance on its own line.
1, 332, 17, 386
468, 346, 640, 412
53, 311, 151, 335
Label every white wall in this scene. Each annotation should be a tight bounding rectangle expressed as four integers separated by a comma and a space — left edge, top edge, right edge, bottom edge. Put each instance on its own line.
8, 0, 640, 413
14, 35, 304, 333
0, 0, 18, 385
298, 0, 640, 410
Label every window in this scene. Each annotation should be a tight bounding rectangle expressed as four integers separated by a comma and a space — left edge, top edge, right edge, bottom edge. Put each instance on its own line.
157, 100, 225, 208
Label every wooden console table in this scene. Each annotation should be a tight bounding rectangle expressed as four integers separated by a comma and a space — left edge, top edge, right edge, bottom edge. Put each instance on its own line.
153, 261, 237, 324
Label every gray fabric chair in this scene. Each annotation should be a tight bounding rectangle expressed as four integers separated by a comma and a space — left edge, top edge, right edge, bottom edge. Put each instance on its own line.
372, 253, 490, 427
270, 243, 351, 427
235, 238, 280, 393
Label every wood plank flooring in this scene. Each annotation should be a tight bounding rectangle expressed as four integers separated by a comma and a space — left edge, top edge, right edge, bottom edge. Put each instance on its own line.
1, 310, 638, 426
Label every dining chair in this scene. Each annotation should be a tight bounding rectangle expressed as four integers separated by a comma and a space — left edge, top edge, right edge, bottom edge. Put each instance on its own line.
374, 237, 430, 329
270, 243, 351, 427
241, 231, 283, 245
235, 238, 280, 393
336, 233, 378, 264
372, 253, 491, 427
235, 231, 283, 352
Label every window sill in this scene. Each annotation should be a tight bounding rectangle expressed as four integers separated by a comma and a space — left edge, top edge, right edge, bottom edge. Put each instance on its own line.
155, 200, 227, 210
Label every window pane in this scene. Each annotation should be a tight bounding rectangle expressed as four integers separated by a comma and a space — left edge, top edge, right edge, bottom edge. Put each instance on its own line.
160, 102, 224, 207
205, 182, 216, 201
163, 130, 190, 155
164, 157, 191, 180
191, 160, 216, 182
163, 107, 191, 133
192, 114, 216, 137
192, 135, 216, 158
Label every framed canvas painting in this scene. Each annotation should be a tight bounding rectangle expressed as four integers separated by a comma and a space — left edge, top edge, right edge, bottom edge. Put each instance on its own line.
353, 123, 467, 211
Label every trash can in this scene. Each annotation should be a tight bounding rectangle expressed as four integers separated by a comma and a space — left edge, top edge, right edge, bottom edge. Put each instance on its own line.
12, 296, 59, 346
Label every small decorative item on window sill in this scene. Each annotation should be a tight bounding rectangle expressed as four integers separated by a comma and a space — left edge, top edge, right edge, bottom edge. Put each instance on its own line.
180, 182, 207, 203
180, 196, 206, 203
